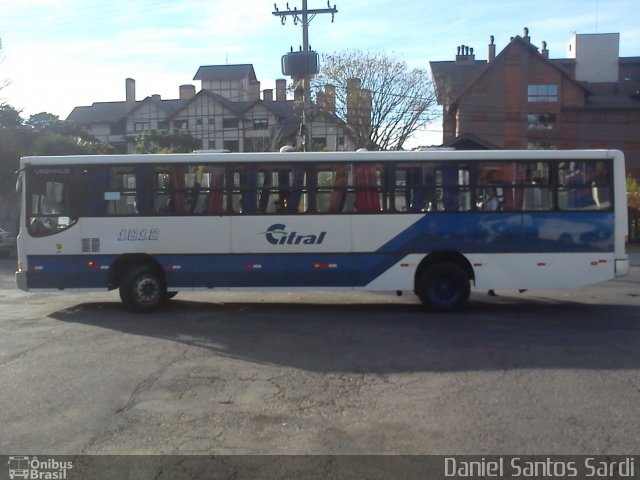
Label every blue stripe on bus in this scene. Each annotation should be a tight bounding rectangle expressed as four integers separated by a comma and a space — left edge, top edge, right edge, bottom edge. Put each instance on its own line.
378, 212, 615, 254
26, 253, 401, 289
25, 211, 615, 290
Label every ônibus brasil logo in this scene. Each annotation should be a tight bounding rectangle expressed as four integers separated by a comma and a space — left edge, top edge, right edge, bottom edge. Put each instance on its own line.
8, 456, 73, 479
261, 224, 326, 245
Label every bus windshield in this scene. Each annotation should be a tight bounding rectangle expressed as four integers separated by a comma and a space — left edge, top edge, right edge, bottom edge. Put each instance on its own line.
27, 166, 77, 237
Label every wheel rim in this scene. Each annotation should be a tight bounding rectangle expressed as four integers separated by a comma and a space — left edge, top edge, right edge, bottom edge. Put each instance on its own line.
134, 275, 161, 304
430, 275, 459, 304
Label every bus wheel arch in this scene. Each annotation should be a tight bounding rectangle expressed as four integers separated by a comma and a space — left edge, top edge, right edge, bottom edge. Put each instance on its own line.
414, 252, 474, 312
109, 254, 167, 312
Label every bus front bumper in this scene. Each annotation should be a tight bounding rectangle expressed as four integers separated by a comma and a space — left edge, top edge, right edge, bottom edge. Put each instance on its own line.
616, 258, 630, 277
16, 270, 28, 291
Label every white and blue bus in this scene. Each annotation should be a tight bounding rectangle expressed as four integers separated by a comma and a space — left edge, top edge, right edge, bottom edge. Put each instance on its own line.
16, 149, 629, 312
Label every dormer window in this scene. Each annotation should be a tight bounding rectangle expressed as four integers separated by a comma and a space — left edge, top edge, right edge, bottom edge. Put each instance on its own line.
528, 85, 558, 103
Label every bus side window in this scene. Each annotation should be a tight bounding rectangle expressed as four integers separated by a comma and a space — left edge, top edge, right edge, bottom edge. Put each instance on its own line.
395, 164, 437, 213
476, 163, 503, 211
440, 164, 471, 211
154, 170, 171, 214
83, 167, 109, 216
287, 167, 307, 213
522, 162, 552, 211
232, 166, 258, 214
591, 162, 611, 209
253, 167, 307, 214
559, 160, 611, 210
329, 166, 348, 213
106, 168, 138, 215
169, 166, 188, 215
153, 166, 205, 215
497, 162, 523, 211
315, 165, 347, 213
477, 161, 552, 212
203, 166, 226, 214
354, 163, 383, 213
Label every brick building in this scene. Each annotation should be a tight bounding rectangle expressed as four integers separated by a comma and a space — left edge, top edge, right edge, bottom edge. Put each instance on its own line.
430, 30, 640, 177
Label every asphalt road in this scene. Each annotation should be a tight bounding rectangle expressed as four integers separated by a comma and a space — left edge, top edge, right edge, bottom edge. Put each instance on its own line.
1, 254, 639, 455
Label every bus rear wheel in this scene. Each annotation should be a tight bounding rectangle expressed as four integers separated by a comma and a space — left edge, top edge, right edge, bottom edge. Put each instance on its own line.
417, 262, 470, 312
119, 265, 167, 312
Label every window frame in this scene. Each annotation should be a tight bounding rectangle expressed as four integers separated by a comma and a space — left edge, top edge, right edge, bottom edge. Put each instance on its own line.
527, 84, 558, 103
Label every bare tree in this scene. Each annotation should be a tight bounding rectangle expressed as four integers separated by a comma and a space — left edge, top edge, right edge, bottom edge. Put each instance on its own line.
313, 50, 438, 150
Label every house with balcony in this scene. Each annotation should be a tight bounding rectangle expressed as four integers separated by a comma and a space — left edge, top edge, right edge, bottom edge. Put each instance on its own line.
430, 30, 640, 176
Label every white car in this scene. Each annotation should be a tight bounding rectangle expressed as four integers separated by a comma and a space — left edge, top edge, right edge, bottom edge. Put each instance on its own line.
0, 226, 17, 256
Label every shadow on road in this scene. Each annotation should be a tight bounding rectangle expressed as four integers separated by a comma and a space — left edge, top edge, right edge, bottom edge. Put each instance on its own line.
49, 294, 640, 374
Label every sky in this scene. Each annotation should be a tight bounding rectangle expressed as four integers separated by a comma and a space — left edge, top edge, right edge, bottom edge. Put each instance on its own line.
1, 0, 638, 146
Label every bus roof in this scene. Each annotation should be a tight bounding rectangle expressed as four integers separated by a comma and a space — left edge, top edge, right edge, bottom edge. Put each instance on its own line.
20, 149, 624, 166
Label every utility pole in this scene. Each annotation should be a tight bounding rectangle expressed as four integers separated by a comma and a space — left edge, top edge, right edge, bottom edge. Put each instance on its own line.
273, 1, 337, 151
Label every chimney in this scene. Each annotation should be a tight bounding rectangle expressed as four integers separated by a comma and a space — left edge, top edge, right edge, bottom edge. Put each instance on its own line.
359, 89, 373, 143
488, 36, 496, 63
541, 41, 549, 59
346, 78, 361, 127
524, 27, 530, 43
276, 78, 287, 101
456, 44, 476, 63
316, 91, 326, 110
125, 78, 136, 112
346, 78, 372, 149
248, 80, 260, 101
325, 84, 336, 113
151, 94, 161, 101
263, 89, 273, 102
179, 84, 196, 100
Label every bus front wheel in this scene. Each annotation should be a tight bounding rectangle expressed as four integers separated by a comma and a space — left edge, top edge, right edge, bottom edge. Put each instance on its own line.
417, 263, 470, 312
119, 265, 167, 312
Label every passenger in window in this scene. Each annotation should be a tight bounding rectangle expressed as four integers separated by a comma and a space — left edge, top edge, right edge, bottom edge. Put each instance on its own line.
274, 198, 288, 213
483, 187, 500, 211
592, 164, 610, 208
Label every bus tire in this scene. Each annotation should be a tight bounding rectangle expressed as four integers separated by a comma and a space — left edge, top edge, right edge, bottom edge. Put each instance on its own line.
119, 265, 167, 312
417, 262, 470, 312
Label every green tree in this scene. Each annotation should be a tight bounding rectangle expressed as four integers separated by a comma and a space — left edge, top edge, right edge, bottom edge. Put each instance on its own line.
0, 104, 24, 129
27, 112, 109, 155
0, 106, 114, 191
33, 134, 114, 155
26, 112, 65, 131
0, 105, 29, 191
27, 112, 97, 139
313, 50, 438, 150
135, 129, 202, 154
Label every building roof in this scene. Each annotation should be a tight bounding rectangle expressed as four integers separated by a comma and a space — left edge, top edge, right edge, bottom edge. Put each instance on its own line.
442, 133, 501, 150
429, 60, 487, 105
67, 102, 129, 124
66, 97, 189, 125
193, 64, 257, 82
430, 36, 592, 108
168, 89, 251, 120
127, 96, 188, 117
